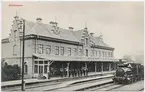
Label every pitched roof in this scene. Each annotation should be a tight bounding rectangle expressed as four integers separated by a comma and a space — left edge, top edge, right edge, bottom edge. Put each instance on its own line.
72, 30, 110, 47
71, 30, 84, 42
17, 20, 111, 48
25, 21, 79, 42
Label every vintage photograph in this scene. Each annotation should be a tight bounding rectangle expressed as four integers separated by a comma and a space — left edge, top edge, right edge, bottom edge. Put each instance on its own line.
1, 1, 144, 91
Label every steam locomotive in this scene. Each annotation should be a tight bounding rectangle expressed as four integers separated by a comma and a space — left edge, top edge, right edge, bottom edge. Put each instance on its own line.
112, 62, 144, 84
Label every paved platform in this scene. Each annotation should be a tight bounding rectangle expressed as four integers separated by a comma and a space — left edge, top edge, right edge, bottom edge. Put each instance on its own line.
27, 74, 114, 91
2, 71, 115, 88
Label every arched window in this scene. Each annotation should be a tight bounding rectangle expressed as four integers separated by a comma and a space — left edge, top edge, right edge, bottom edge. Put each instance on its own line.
24, 62, 28, 74
86, 38, 89, 45
99, 51, 101, 57
86, 49, 88, 57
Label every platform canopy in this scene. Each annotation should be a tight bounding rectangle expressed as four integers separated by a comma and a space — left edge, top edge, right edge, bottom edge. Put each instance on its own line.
33, 53, 119, 62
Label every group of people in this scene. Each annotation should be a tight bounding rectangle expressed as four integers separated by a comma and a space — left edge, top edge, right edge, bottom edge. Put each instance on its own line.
60, 67, 89, 78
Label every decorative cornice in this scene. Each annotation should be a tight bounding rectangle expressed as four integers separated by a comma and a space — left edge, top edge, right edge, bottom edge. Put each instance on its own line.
19, 34, 82, 46
91, 44, 114, 51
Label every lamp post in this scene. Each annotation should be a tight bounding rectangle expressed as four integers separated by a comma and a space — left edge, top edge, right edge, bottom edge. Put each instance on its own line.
21, 18, 25, 91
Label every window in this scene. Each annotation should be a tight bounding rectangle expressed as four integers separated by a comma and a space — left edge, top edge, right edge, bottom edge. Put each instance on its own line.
44, 61, 48, 64
39, 61, 43, 64
99, 51, 101, 57
110, 52, 113, 57
105, 52, 107, 57
74, 48, 78, 56
86, 38, 89, 45
81, 39, 84, 44
13, 45, 17, 55
105, 52, 108, 57
34, 65, 38, 73
86, 49, 88, 57
39, 66, 43, 73
46, 45, 51, 54
38, 44, 43, 54
35, 61, 38, 64
44, 65, 48, 73
60, 47, 64, 55
79, 49, 82, 56
68, 47, 71, 56
102, 51, 104, 57
111, 53, 113, 57
55, 46, 59, 55
96, 50, 98, 56
108, 52, 110, 57
91, 50, 94, 56
14, 30, 17, 41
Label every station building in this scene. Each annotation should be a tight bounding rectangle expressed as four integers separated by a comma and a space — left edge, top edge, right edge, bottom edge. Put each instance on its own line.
2, 16, 119, 78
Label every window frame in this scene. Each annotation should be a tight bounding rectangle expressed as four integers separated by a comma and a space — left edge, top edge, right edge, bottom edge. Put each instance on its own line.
60, 47, 64, 55
68, 47, 71, 56
46, 45, 51, 54
55, 46, 59, 55
86, 38, 89, 45
34, 65, 38, 73
86, 49, 88, 57
74, 48, 78, 56
38, 44, 43, 54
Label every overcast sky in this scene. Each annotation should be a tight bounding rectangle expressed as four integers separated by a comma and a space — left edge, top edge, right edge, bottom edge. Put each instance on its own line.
2, 1, 144, 58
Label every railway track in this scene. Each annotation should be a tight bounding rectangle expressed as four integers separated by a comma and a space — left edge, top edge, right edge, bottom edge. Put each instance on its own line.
49, 78, 143, 91
2, 74, 114, 91
48, 76, 114, 91
85, 81, 144, 91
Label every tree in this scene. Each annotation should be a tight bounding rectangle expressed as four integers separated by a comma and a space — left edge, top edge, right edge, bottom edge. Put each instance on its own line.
2, 62, 21, 81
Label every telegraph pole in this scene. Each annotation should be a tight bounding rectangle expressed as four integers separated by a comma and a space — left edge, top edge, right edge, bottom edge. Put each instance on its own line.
21, 19, 25, 91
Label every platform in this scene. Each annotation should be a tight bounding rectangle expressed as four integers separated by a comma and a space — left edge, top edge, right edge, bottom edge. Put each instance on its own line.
1, 71, 115, 88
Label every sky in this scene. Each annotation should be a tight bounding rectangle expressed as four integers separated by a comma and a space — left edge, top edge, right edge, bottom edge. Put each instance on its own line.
2, 1, 144, 59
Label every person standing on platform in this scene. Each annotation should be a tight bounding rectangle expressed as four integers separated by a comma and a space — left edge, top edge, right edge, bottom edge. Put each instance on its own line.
86, 67, 88, 76
72, 69, 74, 77
60, 68, 63, 78
47, 66, 50, 79
81, 67, 83, 76
77, 69, 80, 77
83, 67, 85, 76
64, 68, 67, 77
74, 69, 77, 77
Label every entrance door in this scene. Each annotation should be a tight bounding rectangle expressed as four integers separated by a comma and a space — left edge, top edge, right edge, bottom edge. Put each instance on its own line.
39, 65, 43, 74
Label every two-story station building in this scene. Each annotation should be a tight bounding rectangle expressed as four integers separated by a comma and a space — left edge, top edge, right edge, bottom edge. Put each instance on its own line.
2, 16, 119, 78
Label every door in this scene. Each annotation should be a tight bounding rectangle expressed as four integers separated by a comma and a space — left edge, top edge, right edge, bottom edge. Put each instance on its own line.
39, 65, 43, 74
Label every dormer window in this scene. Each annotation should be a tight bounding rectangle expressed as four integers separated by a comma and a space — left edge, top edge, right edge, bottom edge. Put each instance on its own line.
86, 38, 89, 45
14, 30, 17, 41
68, 47, 71, 56
86, 49, 88, 57
50, 21, 60, 35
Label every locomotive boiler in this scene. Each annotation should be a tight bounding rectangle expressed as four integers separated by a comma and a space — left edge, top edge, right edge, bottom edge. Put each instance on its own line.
112, 62, 144, 84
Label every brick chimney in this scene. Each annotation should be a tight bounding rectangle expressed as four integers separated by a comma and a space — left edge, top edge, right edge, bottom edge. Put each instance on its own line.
14, 16, 19, 21
36, 17, 42, 23
90, 33, 94, 36
68, 27, 74, 31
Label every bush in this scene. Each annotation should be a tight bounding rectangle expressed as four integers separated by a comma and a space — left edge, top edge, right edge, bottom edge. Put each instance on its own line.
2, 62, 21, 82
